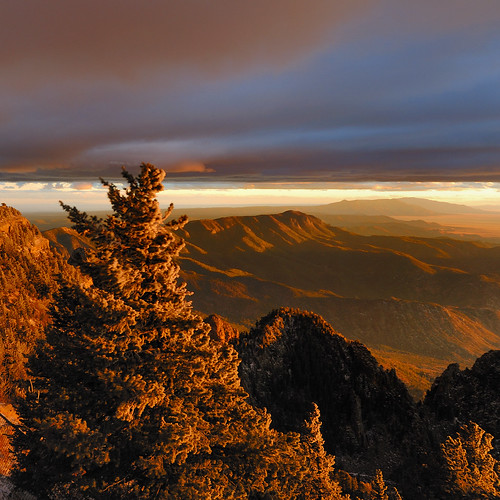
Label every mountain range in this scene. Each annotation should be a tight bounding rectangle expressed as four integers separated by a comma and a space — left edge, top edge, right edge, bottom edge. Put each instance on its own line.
40, 205, 500, 397
1, 203, 500, 498
310, 197, 488, 216
173, 210, 500, 396
25, 197, 500, 242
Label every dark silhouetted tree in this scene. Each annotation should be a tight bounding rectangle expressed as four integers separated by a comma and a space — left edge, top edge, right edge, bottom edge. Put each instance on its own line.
13, 164, 346, 499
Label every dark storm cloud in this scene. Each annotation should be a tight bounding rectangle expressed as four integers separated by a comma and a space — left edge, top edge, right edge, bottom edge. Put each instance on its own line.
1, 0, 367, 85
1, 1, 500, 182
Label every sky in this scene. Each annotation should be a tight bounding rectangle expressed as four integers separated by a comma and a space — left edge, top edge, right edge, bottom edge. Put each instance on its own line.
1, 0, 500, 211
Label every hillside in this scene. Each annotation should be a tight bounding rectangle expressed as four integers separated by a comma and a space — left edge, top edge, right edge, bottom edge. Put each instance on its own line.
179, 210, 500, 306
211, 310, 500, 499
175, 211, 500, 395
236, 309, 419, 474
311, 214, 461, 239
0, 206, 82, 479
0, 206, 77, 400
181, 212, 500, 307
2, 203, 500, 498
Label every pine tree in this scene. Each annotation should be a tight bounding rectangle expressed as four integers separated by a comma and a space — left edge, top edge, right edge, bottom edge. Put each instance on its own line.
371, 469, 389, 500
440, 421, 500, 498
299, 403, 348, 499
13, 164, 346, 499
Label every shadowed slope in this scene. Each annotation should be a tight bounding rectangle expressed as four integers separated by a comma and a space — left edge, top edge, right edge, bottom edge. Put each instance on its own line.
180, 211, 500, 308
179, 211, 500, 397
42, 226, 93, 258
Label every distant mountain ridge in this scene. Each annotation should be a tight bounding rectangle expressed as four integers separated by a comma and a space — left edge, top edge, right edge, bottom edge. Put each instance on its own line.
314, 197, 487, 216
317, 198, 437, 216
25, 195, 493, 230
401, 197, 489, 214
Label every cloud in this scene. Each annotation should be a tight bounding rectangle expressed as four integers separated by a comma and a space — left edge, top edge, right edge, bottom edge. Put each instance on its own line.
0, 165, 38, 174
0, 1, 499, 184
72, 182, 95, 191
166, 162, 215, 174
18, 183, 47, 191
0, 0, 370, 87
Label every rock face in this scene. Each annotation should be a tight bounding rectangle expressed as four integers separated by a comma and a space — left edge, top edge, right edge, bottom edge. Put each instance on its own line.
204, 314, 240, 343
0, 205, 51, 257
235, 308, 420, 474
424, 350, 500, 455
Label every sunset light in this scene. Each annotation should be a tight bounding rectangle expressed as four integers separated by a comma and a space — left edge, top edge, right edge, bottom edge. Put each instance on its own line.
1, 1, 500, 498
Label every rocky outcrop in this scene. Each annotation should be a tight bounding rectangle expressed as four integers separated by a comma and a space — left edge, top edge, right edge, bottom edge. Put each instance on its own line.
424, 350, 500, 456
235, 308, 422, 475
234, 309, 500, 498
0, 205, 51, 258
204, 314, 240, 342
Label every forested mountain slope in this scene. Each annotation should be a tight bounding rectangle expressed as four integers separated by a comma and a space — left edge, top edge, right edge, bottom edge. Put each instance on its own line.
0, 206, 81, 482
0, 206, 77, 399
210, 310, 500, 500
235, 309, 419, 472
